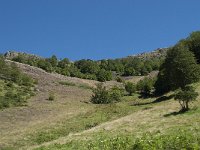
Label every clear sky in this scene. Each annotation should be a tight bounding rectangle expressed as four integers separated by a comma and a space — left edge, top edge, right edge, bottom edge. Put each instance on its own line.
0, 0, 200, 60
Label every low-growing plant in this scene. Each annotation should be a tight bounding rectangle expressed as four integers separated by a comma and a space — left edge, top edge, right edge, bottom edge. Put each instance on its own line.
115, 76, 124, 83
35, 129, 200, 150
59, 81, 76, 86
48, 92, 55, 101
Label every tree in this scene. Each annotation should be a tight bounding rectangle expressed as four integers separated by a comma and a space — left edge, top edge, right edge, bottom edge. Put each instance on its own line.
155, 45, 200, 94
175, 86, 198, 111
91, 83, 111, 104
37, 59, 53, 72
75, 59, 100, 74
58, 58, 70, 69
124, 67, 135, 76
137, 77, 154, 96
109, 86, 124, 102
48, 55, 58, 67
125, 82, 136, 96
96, 69, 112, 82
186, 31, 200, 63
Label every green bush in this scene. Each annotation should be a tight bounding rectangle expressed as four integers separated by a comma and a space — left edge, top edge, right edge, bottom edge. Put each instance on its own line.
115, 76, 124, 83
109, 86, 124, 102
59, 81, 76, 86
0, 57, 36, 109
97, 69, 112, 82
91, 84, 111, 104
137, 77, 155, 96
91, 84, 124, 104
48, 92, 55, 101
125, 82, 136, 96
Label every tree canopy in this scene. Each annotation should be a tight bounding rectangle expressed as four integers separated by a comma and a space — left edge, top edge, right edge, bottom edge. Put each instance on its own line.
155, 44, 200, 95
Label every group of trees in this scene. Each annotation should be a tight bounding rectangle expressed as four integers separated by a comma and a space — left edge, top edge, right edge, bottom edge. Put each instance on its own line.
0, 56, 35, 109
155, 31, 200, 111
92, 31, 200, 111
7, 31, 200, 111
99, 56, 163, 76
12, 55, 113, 82
11, 51, 164, 82
91, 77, 155, 104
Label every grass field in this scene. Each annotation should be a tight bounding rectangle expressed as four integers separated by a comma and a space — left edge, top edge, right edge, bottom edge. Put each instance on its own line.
1, 62, 200, 150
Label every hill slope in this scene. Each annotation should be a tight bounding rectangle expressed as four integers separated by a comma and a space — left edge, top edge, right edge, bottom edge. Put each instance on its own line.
0, 59, 200, 150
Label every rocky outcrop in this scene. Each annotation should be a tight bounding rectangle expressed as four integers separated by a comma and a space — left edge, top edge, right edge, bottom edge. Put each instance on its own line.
130, 48, 168, 60
4, 51, 42, 60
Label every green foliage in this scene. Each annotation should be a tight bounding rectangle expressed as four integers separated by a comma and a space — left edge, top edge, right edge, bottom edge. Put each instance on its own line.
36, 129, 200, 150
175, 86, 198, 111
91, 84, 123, 104
96, 69, 112, 82
155, 44, 200, 95
57, 58, 70, 69
0, 57, 35, 109
109, 86, 124, 102
48, 55, 58, 68
10, 50, 165, 82
137, 77, 155, 96
125, 82, 136, 96
124, 67, 136, 76
0, 82, 33, 109
115, 76, 124, 83
91, 84, 111, 104
27, 100, 135, 146
185, 31, 200, 63
59, 81, 76, 86
48, 92, 55, 101
75, 59, 100, 74
37, 59, 53, 73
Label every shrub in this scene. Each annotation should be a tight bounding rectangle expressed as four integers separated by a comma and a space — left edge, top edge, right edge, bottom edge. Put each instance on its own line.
125, 82, 136, 96
109, 86, 124, 102
137, 77, 155, 96
91, 84, 111, 104
59, 81, 76, 86
96, 69, 112, 82
115, 76, 124, 83
91, 84, 124, 104
48, 92, 55, 101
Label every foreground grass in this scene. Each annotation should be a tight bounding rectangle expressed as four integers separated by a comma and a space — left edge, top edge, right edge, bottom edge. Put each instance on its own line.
2, 87, 200, 150
35, 127, 200, 150
33, 103, 200, 150
7, 95, 149, 149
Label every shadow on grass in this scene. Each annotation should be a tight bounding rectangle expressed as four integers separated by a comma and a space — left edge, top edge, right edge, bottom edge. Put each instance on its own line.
163, 110, 186, 117
131, 95, 173, 106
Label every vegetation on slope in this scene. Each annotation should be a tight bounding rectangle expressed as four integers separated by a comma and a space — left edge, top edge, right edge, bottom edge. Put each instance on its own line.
0, 56, 36, 109
1, 31, 200, 150
5, 48, 166, 82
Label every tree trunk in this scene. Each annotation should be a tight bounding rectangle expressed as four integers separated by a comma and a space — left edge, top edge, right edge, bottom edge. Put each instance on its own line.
185, 100, 189, 111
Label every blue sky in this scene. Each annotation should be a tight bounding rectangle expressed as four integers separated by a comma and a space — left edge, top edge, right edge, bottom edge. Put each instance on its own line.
0, 0, 200, 60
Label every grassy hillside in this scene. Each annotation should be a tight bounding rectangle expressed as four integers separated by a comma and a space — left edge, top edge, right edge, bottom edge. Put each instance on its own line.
0, 57, 36, 109
0, 60, 200, 150
1, 33, 200, 150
